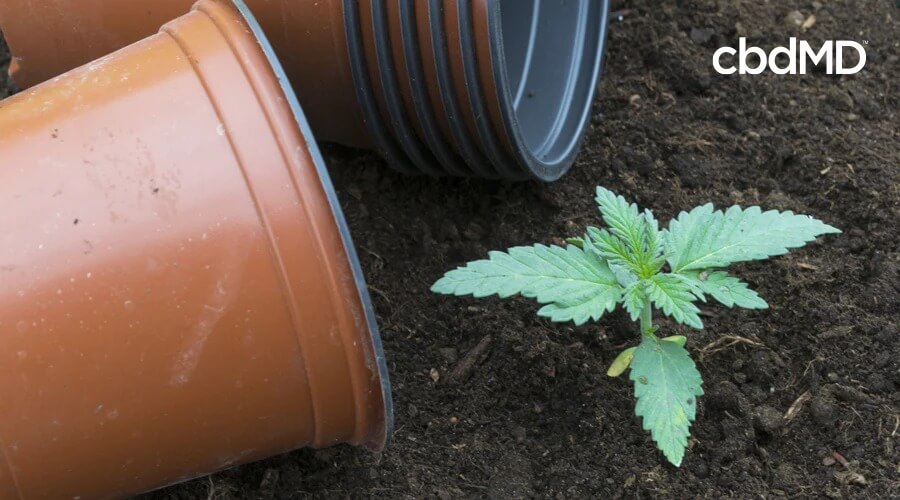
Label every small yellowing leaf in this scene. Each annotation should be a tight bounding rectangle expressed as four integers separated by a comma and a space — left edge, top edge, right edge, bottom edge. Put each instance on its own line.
661, 335, 687, 347
607, 347, 636, 377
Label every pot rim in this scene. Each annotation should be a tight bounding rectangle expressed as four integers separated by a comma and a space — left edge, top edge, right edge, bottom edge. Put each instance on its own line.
229, 0, 394, 450
481, 0, 611, 181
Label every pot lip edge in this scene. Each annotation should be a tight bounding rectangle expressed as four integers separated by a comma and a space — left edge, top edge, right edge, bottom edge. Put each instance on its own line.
483, 0, 611, 181
229, 0, 394, 450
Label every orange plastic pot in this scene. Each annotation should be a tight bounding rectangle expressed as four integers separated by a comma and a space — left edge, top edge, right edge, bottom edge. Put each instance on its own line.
0, 0, 392, 498
0, 0, 610, 181
0, 0, 371, 148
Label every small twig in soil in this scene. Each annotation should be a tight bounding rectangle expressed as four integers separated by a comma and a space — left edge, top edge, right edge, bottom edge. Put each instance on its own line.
698, 335, 767, 361
359, 245, 384, 262
367, 285, 392, 304
783, 391, 811, 424
206, 477, 236, 500
447, 335, 493, 385
784, 356, 825, 390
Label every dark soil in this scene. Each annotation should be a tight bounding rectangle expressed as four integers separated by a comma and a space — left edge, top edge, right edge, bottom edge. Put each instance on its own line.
3, 0, 898, 497
0, 27, 11, 99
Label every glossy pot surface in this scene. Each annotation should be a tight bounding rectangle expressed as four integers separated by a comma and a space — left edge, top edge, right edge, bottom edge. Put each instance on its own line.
0, 1, 391, 497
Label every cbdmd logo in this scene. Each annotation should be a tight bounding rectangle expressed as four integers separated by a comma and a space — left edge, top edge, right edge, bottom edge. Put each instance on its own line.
713, 38, 867, 75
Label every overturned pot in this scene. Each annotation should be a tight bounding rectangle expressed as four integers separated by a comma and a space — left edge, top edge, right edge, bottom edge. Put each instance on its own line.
349, 0, 611, 179
0, 0, 392, 498
0, 0, 610, 180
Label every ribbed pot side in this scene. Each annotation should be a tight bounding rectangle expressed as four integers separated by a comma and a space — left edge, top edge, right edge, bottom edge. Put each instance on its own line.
338, 0, 610, 179
1, 0, 609, 180
0, 1, 390, 498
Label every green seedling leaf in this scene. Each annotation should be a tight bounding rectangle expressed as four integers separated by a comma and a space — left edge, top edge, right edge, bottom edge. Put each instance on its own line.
643, 209, 668, 274
661, 335, 687, 347
623, 281, 647, 321
433, 185, 839, 467
607, 347, 636, 377
586, 226, 642, 275
566, 237, 585, 249
431, 244, 623, 326
644, 274, 704, 329
680, 270, 768, 309
630, 335, 704, 466
664, 204, 841, 273
595, 187, 650, 258
591, 189, 664, 279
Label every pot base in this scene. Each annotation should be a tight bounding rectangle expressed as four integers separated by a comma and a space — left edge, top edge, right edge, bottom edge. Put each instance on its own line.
0, 1, 391, 498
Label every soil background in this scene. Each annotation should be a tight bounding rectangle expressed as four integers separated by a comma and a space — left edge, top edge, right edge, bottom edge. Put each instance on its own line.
2, 0, 898, 498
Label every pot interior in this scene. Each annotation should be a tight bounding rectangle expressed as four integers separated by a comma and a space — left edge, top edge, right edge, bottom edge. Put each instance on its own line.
498, 0, 592, 161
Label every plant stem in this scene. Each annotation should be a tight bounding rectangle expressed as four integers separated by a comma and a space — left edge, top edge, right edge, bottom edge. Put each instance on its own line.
640, 302, 654, 337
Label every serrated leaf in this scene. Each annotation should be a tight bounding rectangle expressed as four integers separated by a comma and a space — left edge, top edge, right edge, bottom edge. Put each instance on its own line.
586, 226, 641, 275
595, 187, 649, 257
623, 280, 647, 321
645, 274, 704, 329
607, 347, 636, 377
664, 204, 841, 272
431, 244, 623, 326
643, 208, 665, 266
610, 262, 639, 289
630, 335, 704, 466
681, 270, 768, 309
566, 237, 585, 249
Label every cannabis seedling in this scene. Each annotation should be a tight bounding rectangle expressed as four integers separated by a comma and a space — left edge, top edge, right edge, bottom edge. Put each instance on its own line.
432, 187, 840, 465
